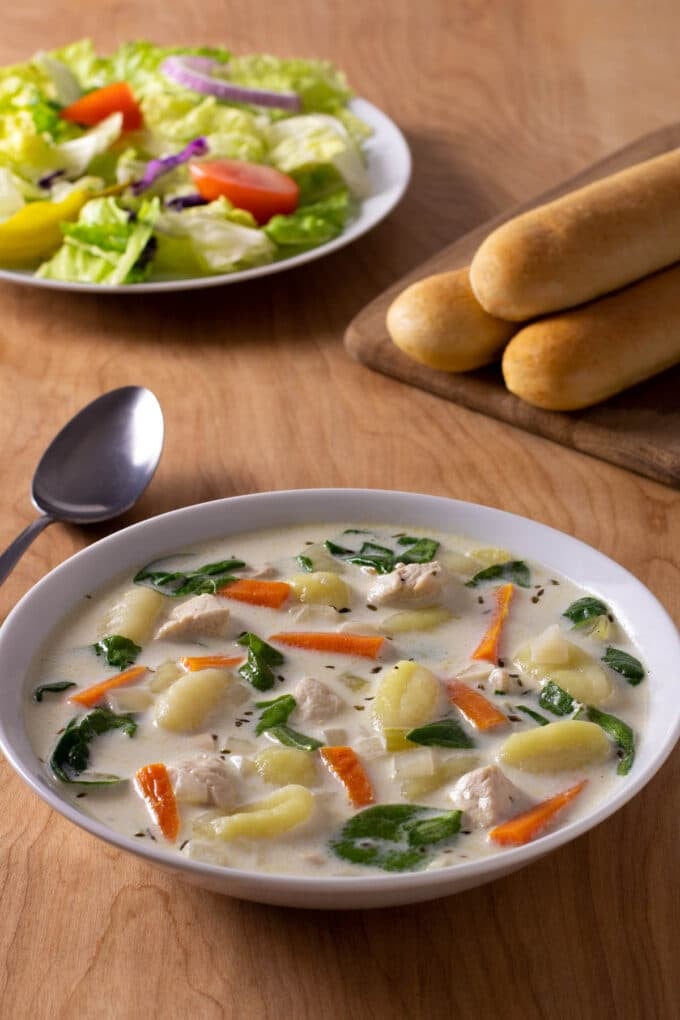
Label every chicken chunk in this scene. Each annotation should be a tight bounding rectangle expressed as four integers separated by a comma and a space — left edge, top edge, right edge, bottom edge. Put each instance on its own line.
486, 667, 523, 694
449, 764, 529, 829
294, 677, 342, 722
155, 594, 231, 641
366, 561, 447, 607
167, 753, 239, 809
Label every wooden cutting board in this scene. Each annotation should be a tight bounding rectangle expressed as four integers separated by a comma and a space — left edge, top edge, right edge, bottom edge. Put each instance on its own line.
345, 124, 680, 488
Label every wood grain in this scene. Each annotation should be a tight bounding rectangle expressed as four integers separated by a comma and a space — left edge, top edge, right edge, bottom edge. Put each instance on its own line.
1, 3, 679, 1019
345, 124, 680, 487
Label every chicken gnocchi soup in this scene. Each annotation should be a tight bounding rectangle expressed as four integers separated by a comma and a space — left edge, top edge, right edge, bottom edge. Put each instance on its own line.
26, 523, 646, 876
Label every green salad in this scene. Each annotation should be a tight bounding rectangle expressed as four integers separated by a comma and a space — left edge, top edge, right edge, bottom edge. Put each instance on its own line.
0, 40, 372, 284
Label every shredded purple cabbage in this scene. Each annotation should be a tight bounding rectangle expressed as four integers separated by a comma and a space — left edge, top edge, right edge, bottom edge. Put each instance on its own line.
131, 137, 209, 196
38, 169, 67, 189
164, 194, 208, 211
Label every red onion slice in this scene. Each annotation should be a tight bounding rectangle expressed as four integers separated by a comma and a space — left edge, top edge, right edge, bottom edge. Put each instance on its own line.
161, 56, 302, 112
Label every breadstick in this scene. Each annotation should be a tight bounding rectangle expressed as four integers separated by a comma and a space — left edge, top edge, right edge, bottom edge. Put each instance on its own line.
501, 262, 680, 410
470, 148, 680, 321
386, 267, 517, 372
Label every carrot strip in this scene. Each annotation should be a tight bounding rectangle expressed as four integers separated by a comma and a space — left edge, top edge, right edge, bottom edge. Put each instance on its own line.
471, 582, 515, 662
180, 655, 243, 671
320, 746, 374, 807
135, 763, 180, 842
268, 631, 384, 659
489, 780, 587, 846
447, 680, 508, 730
219, 578, 291, 608
69, 665, 149, 708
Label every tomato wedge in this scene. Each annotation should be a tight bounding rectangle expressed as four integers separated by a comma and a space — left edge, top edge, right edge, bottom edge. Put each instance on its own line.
189, 159, 299, 224
60, 82, 143, 132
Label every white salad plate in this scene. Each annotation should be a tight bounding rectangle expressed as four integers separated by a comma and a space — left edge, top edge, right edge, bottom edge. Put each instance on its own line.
0, 99, 411, 295
0, 489, 678, 909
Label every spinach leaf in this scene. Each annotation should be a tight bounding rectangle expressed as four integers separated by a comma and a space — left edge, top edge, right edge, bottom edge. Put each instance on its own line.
465, 561, 531, 588
583, 706, 635, 775
602, 647, 645, 685
356, 541, 397, 570
33, 681, 77, 703
237, 632, 284, 692
325, 539, 394, 573
406, 718, 475, 748
514, 704, 550, 726
325, 539, 357, 557
396, 536, 439, 564
266, 725, 323, 751
325, 534, 439, 575
134, 558, 246, 597
406, 813, 461, 847
330, 804, 462, 872
50, 708, 137, 784
93, 634, 142, 670
296, 554, 314, 572
255, 694, 297, 735
563, 596, 610, 628
538, 680, 576, 716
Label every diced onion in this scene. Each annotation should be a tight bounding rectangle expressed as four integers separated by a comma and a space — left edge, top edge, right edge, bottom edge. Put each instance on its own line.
161, 56, 302, 111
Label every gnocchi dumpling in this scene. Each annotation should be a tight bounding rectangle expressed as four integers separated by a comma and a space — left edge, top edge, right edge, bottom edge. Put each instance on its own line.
382, 727, 417, 752
154, 667, 232, 732
383, 607, 453, 635
208, 784, 314, 839
373, 660, 440, 729
100, 586, 164, 644
514, 625, 613, 705
469, 546, 512, 567
290, 571, 350, 610
149, 659, 183, 693
401, 755, 480, 800
254, 746, 318, 787
106, 687, 153, 714
499, 720, 611, 772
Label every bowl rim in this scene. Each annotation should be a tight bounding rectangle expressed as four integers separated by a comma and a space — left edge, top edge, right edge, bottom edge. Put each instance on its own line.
1, 487, 678, 899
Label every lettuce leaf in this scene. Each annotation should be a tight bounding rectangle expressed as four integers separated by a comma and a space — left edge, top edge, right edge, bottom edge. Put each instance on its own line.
265, 190, 351, 253
226, 54, 352, 114
267, 114, 369, 198
153, 196, 273, 276
0, 111, 59, 180
0, 167, 26, 220
33, 52, 82, 105
49, 39, 109, 91
55, 112, 123, 178
140, 92, 265, 161
37, 195, 159, 284
0, 58, 53, 107
0, 103, 120, 184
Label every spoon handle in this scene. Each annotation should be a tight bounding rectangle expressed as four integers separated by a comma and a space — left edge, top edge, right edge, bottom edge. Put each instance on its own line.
0, 515, 55, 585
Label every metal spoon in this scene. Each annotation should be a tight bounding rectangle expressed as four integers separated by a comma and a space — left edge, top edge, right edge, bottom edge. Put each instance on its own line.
0, 386, 164, 585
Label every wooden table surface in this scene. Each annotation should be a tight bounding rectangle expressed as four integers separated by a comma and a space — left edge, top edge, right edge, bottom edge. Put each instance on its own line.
1, 2, 678, 1017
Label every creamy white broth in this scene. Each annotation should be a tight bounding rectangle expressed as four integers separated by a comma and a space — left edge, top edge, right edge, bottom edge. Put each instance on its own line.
25, 522, 646, 877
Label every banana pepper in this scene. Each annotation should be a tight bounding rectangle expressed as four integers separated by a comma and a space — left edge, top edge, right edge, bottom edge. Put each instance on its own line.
0, 188, 90, 265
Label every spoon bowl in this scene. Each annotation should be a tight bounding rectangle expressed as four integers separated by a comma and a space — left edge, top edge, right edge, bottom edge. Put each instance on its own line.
0, 387, 163, 584
32, 387, 164, 523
